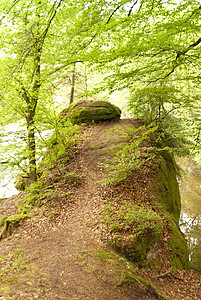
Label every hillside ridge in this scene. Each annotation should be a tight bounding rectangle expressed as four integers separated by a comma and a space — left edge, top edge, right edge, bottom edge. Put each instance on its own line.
0, 119, 200, 299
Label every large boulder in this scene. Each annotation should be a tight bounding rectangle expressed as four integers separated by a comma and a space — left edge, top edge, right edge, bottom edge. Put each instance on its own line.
59, 100, 121, 125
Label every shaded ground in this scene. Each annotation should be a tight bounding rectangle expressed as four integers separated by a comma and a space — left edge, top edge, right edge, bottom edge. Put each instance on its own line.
0, 119, 201, 300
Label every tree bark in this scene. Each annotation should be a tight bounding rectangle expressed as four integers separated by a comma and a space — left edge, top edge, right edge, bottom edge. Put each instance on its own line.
27, 108, 37, 183
84, 63, 88, 101
18, 83, 38, 183
70, 63, 76, 104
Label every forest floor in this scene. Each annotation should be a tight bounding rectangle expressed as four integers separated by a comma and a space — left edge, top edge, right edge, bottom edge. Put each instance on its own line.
0, 119, 201, 300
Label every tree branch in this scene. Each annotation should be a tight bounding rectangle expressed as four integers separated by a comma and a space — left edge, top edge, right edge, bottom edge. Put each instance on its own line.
15, 79, 31, 105
0, 0, 21, 23
176, 37, 201, 59
106, 5, 124, 24
148, 36, 201, 82
128, 0, 139, 17
156, 271, 184, 281
40, 0, 64, 42
184, 5, 201, 24
9, 0, 64, 75
47, 60, 83, 77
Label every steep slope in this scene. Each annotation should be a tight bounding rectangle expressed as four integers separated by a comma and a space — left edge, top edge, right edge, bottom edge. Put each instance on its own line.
0, 119, 200, 300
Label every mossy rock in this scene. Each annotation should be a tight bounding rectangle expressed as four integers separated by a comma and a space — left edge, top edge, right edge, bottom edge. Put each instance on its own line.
103, 204, 163, 266
14, 175, 31, 191
58, 100, 121, 125
153, 146, 189, 269
109, 230, 163, 266
169, 221, 189, 270
154, 151, 181, 223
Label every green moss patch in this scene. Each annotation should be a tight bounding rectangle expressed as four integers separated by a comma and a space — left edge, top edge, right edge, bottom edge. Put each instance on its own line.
152, 147, 189, 269
168, 221, 189, 270
14, 175, 31, 192
153, 152, 181, 224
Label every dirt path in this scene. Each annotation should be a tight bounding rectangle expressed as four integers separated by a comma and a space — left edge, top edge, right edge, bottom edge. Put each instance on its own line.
0, 120, 159, 300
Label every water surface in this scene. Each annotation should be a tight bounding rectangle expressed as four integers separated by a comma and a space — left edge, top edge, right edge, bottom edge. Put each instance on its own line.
177, 157, 201, 273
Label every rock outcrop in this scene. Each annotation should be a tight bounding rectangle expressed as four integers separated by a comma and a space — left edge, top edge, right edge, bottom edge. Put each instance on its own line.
81, 120, 189, 270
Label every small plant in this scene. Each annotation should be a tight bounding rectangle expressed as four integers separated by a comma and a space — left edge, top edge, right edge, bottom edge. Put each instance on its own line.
100, 125, 158, 184
18, 180, 43, 213
103, 203, 162, 236
13, 249, 24, 257
43, 121, 81, 169
63, 172, 82, 186
0, 249, 26, 283
102, 202, 163, 262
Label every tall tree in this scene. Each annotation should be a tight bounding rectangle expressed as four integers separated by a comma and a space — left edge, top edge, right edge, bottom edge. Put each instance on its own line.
90, 0, 201, 149
0, 0, 116, 183
0, 0, 66, 182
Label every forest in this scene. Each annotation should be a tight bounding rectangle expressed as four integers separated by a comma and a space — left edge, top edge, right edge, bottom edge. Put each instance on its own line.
0, 0, 201, 187
0, 1, 201, 299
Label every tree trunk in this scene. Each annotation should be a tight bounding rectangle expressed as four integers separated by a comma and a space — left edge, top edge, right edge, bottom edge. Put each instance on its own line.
13, 0, 61, 185
84, 63, 88, 101
70, 63, 76, 104
27, 112, 37, 183
27, 8, 42, 183
19, 87, 38, 184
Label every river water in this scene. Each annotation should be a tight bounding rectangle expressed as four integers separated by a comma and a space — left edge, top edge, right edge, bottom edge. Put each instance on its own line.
0, 123, 22, 198
177, 157, 201, 273
0, 175, 19, 198
0, 123, 51, 198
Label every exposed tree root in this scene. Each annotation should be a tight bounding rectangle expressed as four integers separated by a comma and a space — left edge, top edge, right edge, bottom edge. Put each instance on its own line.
156, 270, 184, 281
0, 214, 31, 240
133, 275, 167, 300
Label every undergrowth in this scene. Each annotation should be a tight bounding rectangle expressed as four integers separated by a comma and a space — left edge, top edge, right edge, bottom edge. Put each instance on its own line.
100, 125, 158, 184
103, 202, 162, 235
42, 121, 81, 170
0, 248, 26, 284
18, 121, 82, 213
102, 201, 163, 263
